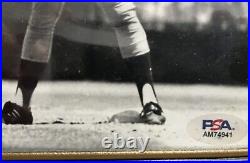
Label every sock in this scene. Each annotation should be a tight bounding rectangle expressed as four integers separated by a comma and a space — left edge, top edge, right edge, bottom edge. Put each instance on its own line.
17, 59, 47, 108
125, 53, 158, 106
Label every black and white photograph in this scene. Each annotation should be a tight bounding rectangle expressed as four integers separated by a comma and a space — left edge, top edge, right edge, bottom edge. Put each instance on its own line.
2, 2, 248, 160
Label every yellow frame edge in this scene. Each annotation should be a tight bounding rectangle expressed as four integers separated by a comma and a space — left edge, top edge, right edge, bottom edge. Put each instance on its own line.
3, 148, 248, 160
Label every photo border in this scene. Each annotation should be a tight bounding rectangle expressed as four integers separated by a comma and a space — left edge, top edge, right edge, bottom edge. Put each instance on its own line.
2, 149, 248, 160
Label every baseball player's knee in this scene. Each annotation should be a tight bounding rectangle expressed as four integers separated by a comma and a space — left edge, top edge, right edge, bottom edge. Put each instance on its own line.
115, 7, 149, 57
99, 2, 138, 27
113, 4, 139, 27
115, 11, 139, 28
29, 3, 64, 31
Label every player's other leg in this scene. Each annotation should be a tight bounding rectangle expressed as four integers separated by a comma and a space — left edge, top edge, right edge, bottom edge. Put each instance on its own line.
2, 3, 64, 124
98, 2, 165, 124
125, 53, 166, 125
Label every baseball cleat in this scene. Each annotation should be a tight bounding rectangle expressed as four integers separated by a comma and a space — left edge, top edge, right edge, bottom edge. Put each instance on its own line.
2, 101, 33, 125
140, 102, 166, 125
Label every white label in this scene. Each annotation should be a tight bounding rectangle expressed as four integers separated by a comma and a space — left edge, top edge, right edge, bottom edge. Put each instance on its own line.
187, 114, 247, 144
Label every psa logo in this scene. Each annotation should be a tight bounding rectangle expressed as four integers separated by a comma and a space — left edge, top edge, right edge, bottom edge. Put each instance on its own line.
202, 119, 234, 130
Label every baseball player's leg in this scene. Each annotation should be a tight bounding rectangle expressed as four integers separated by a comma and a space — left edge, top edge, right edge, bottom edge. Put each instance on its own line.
98, 3, 165, 124
3, 3, 64, 124
19, 2, 64, 108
